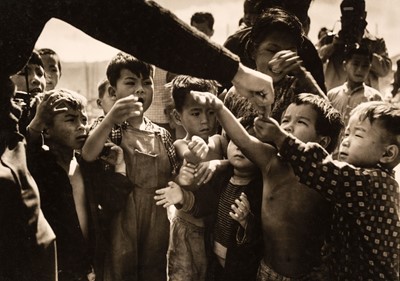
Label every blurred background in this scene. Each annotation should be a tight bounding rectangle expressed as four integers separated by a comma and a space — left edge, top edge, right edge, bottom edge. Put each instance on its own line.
34, 0, 400, 118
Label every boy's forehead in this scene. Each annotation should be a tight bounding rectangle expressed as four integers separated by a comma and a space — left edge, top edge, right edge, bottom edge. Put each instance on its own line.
285, 103, 315, 117
120, 68, 151, 79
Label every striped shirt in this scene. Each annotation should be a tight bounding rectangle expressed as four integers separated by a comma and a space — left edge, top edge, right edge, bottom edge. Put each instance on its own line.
214, 181, 248, 250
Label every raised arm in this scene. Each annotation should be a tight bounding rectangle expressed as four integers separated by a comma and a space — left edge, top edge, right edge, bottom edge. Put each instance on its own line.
191, 91, 275, 168
253, 117, 373, 214
82, 95, 141, 161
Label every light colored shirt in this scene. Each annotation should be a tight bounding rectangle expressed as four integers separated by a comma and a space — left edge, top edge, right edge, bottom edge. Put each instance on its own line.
328, 82, 383, 125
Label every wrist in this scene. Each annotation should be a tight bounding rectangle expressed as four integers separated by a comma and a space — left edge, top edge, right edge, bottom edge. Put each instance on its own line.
274, 130, 289, 150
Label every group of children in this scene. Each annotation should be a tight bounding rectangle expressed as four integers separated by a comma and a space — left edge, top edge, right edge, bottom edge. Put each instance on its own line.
5, 5, 399, 281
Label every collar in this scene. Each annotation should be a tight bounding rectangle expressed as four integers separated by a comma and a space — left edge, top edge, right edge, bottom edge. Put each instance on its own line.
344, 82, 365, 94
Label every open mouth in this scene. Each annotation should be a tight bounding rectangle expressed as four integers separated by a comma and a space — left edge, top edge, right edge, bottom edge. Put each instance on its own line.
138, 98, 144, 104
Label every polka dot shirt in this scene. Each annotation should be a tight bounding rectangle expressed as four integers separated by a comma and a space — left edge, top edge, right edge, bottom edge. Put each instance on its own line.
280, 136, 400, 280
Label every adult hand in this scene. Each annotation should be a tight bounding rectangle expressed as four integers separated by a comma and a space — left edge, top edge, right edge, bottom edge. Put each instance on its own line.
231, 64, 274, 118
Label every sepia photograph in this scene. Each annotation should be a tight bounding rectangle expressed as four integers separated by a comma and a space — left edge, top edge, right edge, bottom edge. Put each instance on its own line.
1, 0, 399, 280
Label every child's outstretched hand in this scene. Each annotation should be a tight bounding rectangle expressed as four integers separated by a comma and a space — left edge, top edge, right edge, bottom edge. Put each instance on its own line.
229, 192, 250, 228
253, 117, 287, 148
176, 162, 196, 186
107, 95, 143, 125
154, 181, 183, 208
184, 135, 209, 165
194, 159, 221, 185
190, 90, 224, 111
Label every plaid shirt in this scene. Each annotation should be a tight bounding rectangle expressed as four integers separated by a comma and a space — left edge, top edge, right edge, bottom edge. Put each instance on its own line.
280, 136, 400, 280
89, 116, 179, 174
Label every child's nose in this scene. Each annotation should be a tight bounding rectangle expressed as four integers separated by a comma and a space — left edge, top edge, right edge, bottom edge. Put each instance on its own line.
282, 124, 293, 133
135, 85, 145, 95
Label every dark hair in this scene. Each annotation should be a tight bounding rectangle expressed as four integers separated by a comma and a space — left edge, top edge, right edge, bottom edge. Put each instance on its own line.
350, 101, 400, 146
190, 12, 214, 30
38, 48, 62, 76
254, 0, 312, 25
249, 7, 304, 53
106, 52, 154, 87
344, 44, 372, 63
291, 93, 344, 153
97, 78, 110, 99
169, 75, 218, 112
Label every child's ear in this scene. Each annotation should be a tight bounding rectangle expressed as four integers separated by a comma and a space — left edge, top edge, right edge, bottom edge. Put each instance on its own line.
380, 144, 399, 164
96, 98, 102, 108
318, 136, 331, 150
108, 86, 117, 98
172, 109, 183, 126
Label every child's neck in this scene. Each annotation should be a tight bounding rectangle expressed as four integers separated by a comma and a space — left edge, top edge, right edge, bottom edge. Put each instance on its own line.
230, 170, 254, 185
347, 80, 363, 91
127, 115, 145, 129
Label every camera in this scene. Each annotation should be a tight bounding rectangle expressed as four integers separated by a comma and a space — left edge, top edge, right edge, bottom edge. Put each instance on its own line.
339, 0, 367, 51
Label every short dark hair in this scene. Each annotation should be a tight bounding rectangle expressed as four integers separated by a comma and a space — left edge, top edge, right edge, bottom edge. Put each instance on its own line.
249, 7, 304, 53
106, 52, 154, 87
291, 93, 344, 153
350, 101, 400, 147
190, 12, 214, 30
254, 0, 312, 25
344, 44, 372, 63
38, 48, 62, 76
169, 75, 218, 112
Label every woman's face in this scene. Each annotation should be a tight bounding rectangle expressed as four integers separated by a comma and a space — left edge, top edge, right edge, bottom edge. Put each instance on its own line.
252, 30, 297, 82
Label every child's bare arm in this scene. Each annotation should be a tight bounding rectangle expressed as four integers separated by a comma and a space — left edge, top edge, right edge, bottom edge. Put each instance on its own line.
175, 136, 209, 165
82, 95, 141, 161
191, 91, 275, 168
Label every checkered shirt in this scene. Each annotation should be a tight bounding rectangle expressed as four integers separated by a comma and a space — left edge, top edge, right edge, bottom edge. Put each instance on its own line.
280, 136, 400, 281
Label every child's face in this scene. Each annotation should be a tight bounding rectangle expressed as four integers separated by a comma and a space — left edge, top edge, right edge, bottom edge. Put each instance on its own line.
227, 140, 256, 172
338, 114, 390, 167
46, 105, 88, 150
344, 54, 371, 84
253, 30, 297, 82
10, 63, 46, 96
177, 92, 216, 140
114, 69, 154, 114
98, 91, 115, 115
281, 103, 321, 144
41, 54, 61, 91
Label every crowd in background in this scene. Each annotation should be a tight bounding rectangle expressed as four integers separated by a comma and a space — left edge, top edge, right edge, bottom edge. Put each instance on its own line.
1, 0, 400, 281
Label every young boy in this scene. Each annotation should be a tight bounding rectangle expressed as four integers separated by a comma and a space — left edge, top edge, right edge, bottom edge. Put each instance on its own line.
81, 52, 179, 281
253, 101, 400, 280
155, 120, 264, 281
190, 12, 214, 38
26, 89, 131, 281
38, 48, 62, 91
224, 7, 327, 122
163, 75, 227, 281
327, 45, 383, 127
191, 91, 344, 279
10, 50, 46, 135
